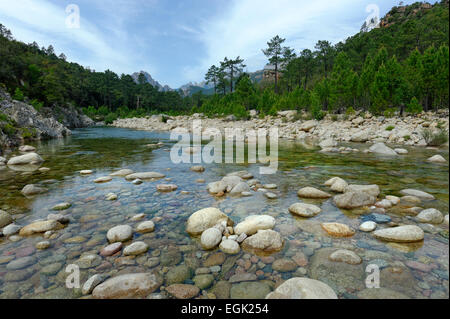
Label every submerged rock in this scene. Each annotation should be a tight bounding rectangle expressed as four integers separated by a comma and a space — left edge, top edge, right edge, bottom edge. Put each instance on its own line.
416, 208, 444, 224
373, 225, 424, 243
94, 176, 112, 183
125, 172, 165, 180
51, 202, 71, 211
344, 184, 380, 197
7, 152, 43, 165
100, 242, 123, 256
156, 184, 178, 192
166, 284, 200, 299
399, 189, 435, 200
190, 165, 205, 172
242, 229, 283, 253
297, 187, 331, 199
230, 282, 272, 299
0, 210, 13, 228
266, 277, 337, 299
109, 169, 134, 176
19, 220, 63, 236
321, 223, 355, 237
288, 203, 321, 217
92, 273, 163, 299
136, 221, 155, 233
359, 221, 377, 232
328, 249, 362, 265
106, 225, 133, 243
219, 239, 240, 254
123, 241, 149, 256
21, 184, 48, 196
334, 191, 376, 209
82, 274, 109, 295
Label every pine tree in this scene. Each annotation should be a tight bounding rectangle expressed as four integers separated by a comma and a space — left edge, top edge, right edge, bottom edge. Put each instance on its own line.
262, 35, 288, 93
205, 65, 220, 94
220, 56, 245, 93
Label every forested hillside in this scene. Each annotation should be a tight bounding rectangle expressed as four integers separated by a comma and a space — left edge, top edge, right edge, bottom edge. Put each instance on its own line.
0, 25, 192, 122
198, 0, 449, 118
0, 0, 449, 124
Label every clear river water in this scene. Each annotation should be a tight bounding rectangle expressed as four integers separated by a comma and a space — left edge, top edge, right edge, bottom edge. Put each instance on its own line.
0, 127, 448, 299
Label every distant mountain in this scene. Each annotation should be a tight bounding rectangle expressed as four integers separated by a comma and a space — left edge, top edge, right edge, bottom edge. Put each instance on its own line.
132, 69, 266, 97
178, 81, 215, 97
131, 71, 173, 92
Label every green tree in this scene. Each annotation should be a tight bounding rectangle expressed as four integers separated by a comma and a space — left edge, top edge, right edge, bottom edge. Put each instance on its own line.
220, 56, 246, 93
205, 65, 220, 94
262, 35, 288, 93
314, 40, 335, 79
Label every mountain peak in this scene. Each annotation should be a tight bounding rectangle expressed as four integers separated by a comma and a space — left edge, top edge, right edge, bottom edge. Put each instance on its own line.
131, 71, 173, 92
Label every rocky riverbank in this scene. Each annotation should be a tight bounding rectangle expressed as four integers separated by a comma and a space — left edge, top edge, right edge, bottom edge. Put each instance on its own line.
0, 88, 94, 150
112, 110, 449, 148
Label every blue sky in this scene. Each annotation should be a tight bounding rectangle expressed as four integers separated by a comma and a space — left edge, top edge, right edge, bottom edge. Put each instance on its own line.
0, 0, 421, 88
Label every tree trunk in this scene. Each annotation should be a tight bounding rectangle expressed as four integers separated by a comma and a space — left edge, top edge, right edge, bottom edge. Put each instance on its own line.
230, 67, 234, 93
275, 63, 278, 94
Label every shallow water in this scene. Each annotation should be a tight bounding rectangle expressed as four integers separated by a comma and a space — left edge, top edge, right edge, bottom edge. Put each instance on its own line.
0, 127, 448, 299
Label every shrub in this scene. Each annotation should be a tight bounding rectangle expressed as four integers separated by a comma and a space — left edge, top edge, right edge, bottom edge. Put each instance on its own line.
421, 128, 449, 146
385, 125, 395, 131
406, 97, 422, 114
383, 108, 396, 118
97, 105, 109, 117
309, 93, 324, 120
30, 99, 43, 112
2, 123, 17, 136
0, 112, 9, 122
403, 135, 411, 141
345, 106, 356, 116
104, 112, 117, 124
21, 127, 37, 140
331, 114, 338, 121
13, 87, 24, 101
232, 102, 249, 120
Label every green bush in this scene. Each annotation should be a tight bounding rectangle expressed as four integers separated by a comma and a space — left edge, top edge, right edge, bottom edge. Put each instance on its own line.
0, 112, 9, 122
30, 99, 43, 112
385, 125, 395, 131
421, 128, 448, 146
231, 102, 248, 120
83, 106, 97, 118
331, 114, 338, 121
2, 123, 17, 136
345, 106, 356, 115
13, 87, 24, 101
97, 105, 109, 117
406, 97, 422, 114
104, 112, 117, 124
21, 127, 37, 139
309, 93, 324, 120
383, 108, 396, 118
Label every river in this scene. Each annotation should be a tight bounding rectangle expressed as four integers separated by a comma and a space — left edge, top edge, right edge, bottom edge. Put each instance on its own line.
0, 127, 448, 298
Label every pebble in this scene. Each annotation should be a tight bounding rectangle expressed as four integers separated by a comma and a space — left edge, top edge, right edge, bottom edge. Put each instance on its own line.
359, 221, 377, 232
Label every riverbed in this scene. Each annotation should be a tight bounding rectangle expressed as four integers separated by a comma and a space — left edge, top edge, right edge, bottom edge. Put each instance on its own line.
0, 127, 448, 299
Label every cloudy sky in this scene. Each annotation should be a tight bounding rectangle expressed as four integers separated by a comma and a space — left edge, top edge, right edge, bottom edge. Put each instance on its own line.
0, 0, 420, 88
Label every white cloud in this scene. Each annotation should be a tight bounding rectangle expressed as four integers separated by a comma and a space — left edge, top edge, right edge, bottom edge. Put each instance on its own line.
182, 0, 372, 83
0, 0, 149, 74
